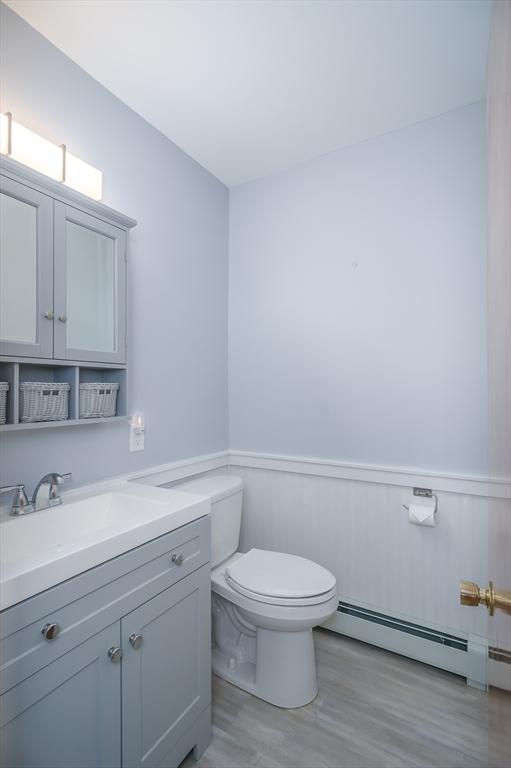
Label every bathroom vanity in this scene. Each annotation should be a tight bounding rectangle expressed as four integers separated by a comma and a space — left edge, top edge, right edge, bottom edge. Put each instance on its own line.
0, 484, 212, 768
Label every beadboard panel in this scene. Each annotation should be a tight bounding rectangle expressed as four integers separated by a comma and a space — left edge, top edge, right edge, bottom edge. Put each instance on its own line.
235, 466, 489, 639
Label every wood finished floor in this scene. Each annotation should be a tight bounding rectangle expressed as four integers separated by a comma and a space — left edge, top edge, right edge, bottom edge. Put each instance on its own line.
182, 628, 511, 768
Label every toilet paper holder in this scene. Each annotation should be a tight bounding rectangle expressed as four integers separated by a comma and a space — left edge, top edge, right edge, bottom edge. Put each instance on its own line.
402, 487, 438, 513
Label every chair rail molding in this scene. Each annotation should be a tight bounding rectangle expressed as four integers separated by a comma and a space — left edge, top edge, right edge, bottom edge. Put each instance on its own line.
41, 449, 510, 504
228, 450, 511, 499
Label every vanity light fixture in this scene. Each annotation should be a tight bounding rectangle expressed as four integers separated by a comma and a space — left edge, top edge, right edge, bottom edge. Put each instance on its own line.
63, 150, 103, 201
0, 112, 103, 201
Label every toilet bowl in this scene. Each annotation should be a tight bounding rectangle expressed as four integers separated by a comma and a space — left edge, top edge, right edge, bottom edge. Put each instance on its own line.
175, 475, 337, 708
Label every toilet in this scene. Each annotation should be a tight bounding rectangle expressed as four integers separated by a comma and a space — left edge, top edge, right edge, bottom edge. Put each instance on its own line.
175, 474, 337, 708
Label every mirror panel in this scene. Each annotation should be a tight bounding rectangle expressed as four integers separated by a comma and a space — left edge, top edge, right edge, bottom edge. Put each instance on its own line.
66, 221, 116, 353
0, 192, 37, 344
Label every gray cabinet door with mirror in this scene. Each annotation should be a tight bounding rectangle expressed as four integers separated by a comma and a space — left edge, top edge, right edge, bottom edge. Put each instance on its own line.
54, 203, 127, 364
0, 176, 54, 358
0, 161, 133, 368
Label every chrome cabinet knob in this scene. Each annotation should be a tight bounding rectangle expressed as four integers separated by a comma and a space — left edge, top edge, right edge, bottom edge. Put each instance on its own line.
107, 646, 123, 663
41, 622, 60, 640
129, 633, 143, 650
58, 314, 67, 323
43, 310, 54, 320
172, 553, 184, 566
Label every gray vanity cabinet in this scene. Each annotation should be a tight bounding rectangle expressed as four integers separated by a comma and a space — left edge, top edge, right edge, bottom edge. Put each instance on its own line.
0, 517, 211, 768
121, 567, 211, 768
0, 175, 54, 359
0, 623, 122, 768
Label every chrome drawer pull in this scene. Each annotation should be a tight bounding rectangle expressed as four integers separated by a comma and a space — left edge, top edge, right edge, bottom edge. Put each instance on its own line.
41, 622, 60, 640
129, 633, 143, 650
107, 646, 123, 663
172, 553, 184, 566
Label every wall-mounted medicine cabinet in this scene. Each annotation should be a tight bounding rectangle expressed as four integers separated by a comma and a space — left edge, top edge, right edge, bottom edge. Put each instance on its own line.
0, 157, 136, 431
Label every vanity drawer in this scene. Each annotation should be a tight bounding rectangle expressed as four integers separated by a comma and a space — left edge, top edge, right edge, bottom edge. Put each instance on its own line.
0, 516, 210, 694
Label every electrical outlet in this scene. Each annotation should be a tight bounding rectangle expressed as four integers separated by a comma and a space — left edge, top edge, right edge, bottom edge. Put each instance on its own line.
129, 416, 145, 452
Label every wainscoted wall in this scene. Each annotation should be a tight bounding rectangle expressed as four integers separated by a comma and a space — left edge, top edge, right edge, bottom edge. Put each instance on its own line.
232, 463, 488, 639
228, 453, 511, 689
51, 449, 507, 689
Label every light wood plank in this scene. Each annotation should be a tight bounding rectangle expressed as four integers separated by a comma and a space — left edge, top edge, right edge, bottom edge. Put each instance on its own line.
182, 629, 511, 768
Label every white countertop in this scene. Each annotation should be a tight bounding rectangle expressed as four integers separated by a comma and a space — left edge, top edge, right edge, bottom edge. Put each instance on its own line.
0, 480, 210, 611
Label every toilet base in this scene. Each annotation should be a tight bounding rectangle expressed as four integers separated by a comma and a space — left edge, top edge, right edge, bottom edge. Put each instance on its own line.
212, 623, 318, 709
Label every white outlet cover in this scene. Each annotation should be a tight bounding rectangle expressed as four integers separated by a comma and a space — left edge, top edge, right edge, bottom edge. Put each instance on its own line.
129, 423, 145, 452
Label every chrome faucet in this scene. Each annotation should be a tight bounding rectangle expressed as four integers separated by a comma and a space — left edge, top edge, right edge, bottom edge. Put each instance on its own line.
32, 473, 72, 512
0, 484, 34, 516
0, 472, 72, 516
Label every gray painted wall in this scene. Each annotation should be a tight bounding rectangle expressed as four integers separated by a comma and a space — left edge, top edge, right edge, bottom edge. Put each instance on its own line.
0, 4, 488, 489
229, 103, 487, 475
0, 4, 229, 490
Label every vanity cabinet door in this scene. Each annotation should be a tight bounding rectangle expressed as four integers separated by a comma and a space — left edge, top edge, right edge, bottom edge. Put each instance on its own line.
121, 565, 211, 768
0, 175, 54, 358
0, 623, 122, 768
53, 202, 127, 364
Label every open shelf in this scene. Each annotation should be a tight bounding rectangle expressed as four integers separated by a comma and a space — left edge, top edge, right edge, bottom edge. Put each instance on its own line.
0, 356, 127, 431
0, 415, 128, 432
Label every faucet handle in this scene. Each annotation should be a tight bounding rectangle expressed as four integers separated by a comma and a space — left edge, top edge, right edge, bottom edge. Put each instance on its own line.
0, 484, 34, 516
50, 473, 72, 486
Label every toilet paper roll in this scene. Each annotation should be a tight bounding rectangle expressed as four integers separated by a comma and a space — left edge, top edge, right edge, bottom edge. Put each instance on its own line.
408, 501, 436, 526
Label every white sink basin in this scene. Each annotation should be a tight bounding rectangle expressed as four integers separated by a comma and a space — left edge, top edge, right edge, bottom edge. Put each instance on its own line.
0, 482, 209, 610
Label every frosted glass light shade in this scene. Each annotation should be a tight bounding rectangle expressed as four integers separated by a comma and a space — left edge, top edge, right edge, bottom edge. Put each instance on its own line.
64, 151, 103, 201
5, 117, 63, 181
0, 113, 103, 201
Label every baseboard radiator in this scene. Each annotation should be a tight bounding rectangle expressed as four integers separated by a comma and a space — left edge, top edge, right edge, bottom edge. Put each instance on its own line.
323, 600, 488, 691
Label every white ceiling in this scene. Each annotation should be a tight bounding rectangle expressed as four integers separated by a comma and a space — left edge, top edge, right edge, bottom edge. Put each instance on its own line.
5, 0, 491, 187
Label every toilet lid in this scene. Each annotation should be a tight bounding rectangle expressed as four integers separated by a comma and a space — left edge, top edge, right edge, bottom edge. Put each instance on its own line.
225, 549, 336, 601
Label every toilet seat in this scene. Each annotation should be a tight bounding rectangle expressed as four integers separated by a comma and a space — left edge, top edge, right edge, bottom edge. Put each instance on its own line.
225, 548, 336, 607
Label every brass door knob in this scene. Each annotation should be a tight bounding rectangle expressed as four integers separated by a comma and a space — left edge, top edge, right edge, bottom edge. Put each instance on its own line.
460, 580, 482, 607
460, 580, 511, 616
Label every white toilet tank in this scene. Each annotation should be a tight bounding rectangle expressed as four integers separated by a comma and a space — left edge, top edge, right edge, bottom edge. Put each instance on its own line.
174, 475, 243, 568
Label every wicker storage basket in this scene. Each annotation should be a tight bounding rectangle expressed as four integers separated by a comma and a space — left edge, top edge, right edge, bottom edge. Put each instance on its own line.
79, 382, 119, 419
0, 382, 9, 425
20, 382, 70, 423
